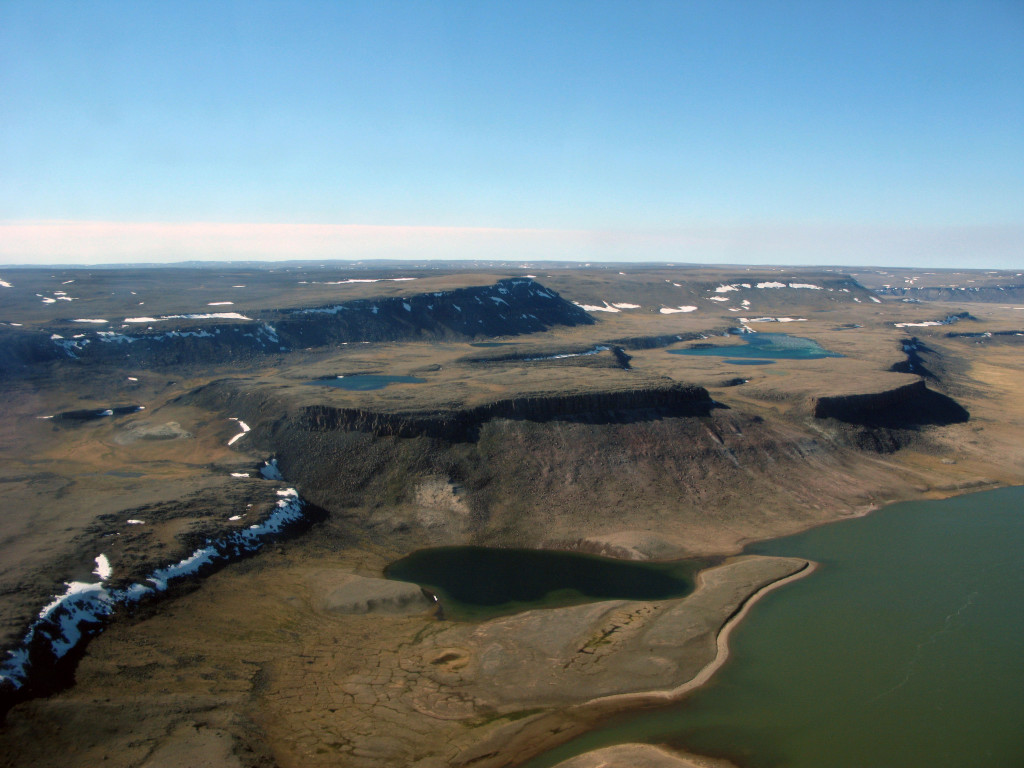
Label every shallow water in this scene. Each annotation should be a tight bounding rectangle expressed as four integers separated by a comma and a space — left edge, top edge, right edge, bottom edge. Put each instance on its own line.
524, 486, 1024, 768
305, 374, 426, 390
385, 546, 705, 621
669, 333, 840, 360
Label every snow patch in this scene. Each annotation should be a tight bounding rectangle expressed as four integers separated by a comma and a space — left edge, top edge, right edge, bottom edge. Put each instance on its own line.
574, 301, 619, 312
659, 306, 698, 314
72, 318, 108, 324
124, 312, 251, 323
227, 419, 251, 446
93, 555, 112, 581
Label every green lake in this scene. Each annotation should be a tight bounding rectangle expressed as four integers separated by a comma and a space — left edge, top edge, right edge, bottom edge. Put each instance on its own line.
385, 546, 706, 621
525, 485, 1024, 768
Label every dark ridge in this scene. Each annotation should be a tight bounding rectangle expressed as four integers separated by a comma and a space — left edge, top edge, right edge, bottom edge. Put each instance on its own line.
465, 343, 632, 368
813, 380, 969, 428
610, 346, 632, 369
269, 278, 593, 346
889, 337, 937, 379
876, 285, 1024, 303
52, 405, 145, 422
465, 345, 608, 364
946, 330, 1024, 342
300, 384, 715, 441
0, 279, 593, 379
604, 331, 727, 350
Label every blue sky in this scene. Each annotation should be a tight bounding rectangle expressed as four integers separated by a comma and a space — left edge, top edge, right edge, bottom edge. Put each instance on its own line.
1, 1, 1022, 266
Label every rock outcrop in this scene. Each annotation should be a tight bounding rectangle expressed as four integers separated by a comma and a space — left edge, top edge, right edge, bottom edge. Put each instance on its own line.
0, 279, 592, 378
812, 379, 968, 428
299, 384, 715, 441
876, 284, 1024, 302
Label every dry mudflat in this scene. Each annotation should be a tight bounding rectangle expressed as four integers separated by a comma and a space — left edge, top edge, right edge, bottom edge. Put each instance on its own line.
1, 263, 1023, 767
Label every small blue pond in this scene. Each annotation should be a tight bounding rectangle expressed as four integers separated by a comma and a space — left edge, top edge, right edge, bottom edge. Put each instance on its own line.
669, 333, 840, 361
307, 374, 427, 391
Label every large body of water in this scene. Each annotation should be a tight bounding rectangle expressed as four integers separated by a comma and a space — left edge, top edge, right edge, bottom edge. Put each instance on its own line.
526, 486, 1024, 768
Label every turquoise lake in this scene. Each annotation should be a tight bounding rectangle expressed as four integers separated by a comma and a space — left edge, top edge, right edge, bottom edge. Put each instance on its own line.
669, 333, 840, 360
525, 486, 1024, 768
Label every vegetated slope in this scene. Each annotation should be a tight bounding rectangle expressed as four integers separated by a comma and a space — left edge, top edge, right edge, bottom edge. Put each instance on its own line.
185, 378, 923, 559
0, 279, 592, 377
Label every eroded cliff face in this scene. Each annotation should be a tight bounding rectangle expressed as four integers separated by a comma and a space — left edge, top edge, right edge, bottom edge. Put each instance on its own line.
812, 380, 969, 427
876, 284, 1024, 302
0, 279, 592, 377
179, 377, 924, 558
299, 383, 713, 440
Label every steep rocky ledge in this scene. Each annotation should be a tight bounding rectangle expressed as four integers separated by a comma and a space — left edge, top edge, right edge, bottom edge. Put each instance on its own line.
875, 284, 1024, 302
812, 379, 969, 428
0, 279, 592, 377
300, 383, 715, 441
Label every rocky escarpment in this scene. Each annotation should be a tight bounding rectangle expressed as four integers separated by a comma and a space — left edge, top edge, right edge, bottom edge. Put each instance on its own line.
603, 332, 725, 351
0, 279, 592, 378
876, 284, 1024, 302
946, 329, 1024, 344
267, 278, 592, 345
889, 337, 937, 378
813, 380, 969, 429
299, 383, 715, 441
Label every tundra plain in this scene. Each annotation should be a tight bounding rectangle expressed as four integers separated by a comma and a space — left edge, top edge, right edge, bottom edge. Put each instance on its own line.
0, 262, 1022, 768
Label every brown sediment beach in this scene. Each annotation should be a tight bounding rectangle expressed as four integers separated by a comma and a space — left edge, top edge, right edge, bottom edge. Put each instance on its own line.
0, 554, 809, 768
552, 743, 734, 768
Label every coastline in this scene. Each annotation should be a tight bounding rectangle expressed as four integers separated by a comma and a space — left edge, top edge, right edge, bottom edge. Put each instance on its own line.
534, 560, 819, 768
577, 558, 817, 711
451, 556, 816, 768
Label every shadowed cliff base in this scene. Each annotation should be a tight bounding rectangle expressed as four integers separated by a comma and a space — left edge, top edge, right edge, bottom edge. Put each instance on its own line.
813, 380, 969, 428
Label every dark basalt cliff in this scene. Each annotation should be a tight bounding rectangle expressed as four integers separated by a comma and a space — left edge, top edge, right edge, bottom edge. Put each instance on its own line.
268, 278, 592, 345
0, 279, 592, 377
300, 383, 714, 441
813, 379, 969, 428
876, 284, 1024, 302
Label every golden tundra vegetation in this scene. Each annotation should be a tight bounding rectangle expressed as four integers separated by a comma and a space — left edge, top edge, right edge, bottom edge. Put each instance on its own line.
0, 263, 1022, 768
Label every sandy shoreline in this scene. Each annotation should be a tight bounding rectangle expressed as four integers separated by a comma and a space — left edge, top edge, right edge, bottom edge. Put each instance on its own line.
537, 560, 819, 768
578, 558, 817, 711
444, 555, 814, 768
